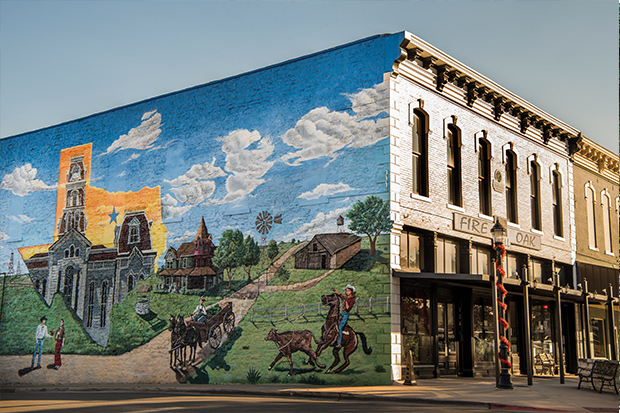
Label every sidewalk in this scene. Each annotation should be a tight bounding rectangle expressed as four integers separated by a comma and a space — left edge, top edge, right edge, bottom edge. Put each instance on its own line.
1, 375, 617, 412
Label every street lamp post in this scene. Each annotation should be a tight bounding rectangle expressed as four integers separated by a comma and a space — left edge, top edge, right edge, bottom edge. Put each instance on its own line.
491, 219, 513, 389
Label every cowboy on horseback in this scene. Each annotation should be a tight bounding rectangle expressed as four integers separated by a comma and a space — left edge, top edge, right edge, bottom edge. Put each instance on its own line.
330, 284, 356, 348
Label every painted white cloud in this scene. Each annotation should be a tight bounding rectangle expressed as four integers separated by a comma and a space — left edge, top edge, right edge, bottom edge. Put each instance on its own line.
171, 230, 195, 243
219, 129, 275, 203
117, 171, 126, 178
161, 194, 192, 220
283, 206, 349, 241
102, 110, 162, 155
0, 231, 8, 242
281, 82, 389, 166
8, 214, 36, 224
0, 164, 56, 196
122, 153, 141, 164
298, 183, 355, 200
170, 180, 216, 205
345, 81, 389, 120
164, 157, 226, 206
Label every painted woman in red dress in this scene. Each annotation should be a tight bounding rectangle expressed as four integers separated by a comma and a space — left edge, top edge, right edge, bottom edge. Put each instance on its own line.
54, 319, 65, 370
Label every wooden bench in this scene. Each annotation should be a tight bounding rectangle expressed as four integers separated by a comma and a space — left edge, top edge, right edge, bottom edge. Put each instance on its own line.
534, 352, 556, 376
578, 359, 619, 394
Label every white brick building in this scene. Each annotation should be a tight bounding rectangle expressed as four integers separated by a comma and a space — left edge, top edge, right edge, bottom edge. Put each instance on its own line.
385, 32, 615, 380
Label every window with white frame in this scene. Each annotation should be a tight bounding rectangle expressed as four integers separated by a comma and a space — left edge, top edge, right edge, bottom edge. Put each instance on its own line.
585, 183, 597, 249
411, 108, 428, 196
552, 169, 563, 237
601, 190, 613, 254
530, 160, 542, 230
505, 150, 518, 223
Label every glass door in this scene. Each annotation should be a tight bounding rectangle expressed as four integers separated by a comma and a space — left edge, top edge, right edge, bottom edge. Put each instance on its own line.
438, 301, 457, 375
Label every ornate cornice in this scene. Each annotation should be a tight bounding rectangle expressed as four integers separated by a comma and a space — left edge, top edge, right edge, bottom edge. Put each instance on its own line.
576, 137, 619, 175
394, 33, 581, 153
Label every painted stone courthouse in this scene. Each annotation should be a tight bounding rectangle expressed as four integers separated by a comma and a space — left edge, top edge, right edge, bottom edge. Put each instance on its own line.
0, 31, 616, 386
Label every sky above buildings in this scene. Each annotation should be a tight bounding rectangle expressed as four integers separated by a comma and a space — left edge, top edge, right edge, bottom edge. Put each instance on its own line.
0, 0, 617, 154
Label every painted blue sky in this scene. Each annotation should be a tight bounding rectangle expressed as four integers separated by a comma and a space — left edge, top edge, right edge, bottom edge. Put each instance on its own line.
0, 34, 397, 270
1, 1, 616, 153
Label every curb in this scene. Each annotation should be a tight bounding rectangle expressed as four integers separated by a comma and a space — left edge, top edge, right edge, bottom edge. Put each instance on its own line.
2, 384, 547, 411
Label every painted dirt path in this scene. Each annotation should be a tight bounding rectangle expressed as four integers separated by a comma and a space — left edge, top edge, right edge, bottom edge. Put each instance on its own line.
1, 242, 337, 385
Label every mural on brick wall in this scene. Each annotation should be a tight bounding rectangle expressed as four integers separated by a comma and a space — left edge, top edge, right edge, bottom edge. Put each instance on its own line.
0, 35, 401, 385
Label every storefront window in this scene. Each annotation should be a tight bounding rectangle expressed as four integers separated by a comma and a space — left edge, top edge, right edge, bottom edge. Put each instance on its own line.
473, 296, 495, 375
401, 287, 432, 364
471, 246, 490, 275
437, 238, 459, 273
590, 306, 610, 358
505, 254, 519, 279
400, 231, 424, 271
591, 318, 607, 358
531, 260, 543, 283
531, 303, 553, 358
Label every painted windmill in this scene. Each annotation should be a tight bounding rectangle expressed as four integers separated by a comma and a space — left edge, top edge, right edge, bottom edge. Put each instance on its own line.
255, 211, 282, 245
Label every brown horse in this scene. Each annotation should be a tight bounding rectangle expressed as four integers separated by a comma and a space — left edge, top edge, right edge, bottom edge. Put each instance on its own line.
168, 314, 182, 366
175, 315, 202, 366
315, 293, 372, 374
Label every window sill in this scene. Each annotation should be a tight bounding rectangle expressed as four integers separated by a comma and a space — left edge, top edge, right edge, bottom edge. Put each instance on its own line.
410, 193, 431, 203
478, 213, 493, 221
531, 228, 544, 235
553, 235, 566, 242
605, 251, 615, 257
507, 222, 520, 229
588, 246, 599, 252
446, 204, 465, 212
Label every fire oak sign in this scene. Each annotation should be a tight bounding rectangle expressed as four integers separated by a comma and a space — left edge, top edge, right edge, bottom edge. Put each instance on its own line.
453, 212, 541, 250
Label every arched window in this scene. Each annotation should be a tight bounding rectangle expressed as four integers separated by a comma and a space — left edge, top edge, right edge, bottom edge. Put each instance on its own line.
552, 170, 563, 237
530, 160, 542, 230
64, 266, 74, 304
128, 274, 135, 291
585, 183, 597, 248
73, 270, 80, 312
478, 139, 492, 216
505, 150, 518, 223
100, 281, 109, 328
70, 190, 79, 207
411, 109, 428, 196
42, 280, 47, 297
601, 191, 613, 254
86, 282, 95, 328
447, 124, 462, 206
70, 245, 75, 257
70, 164, 82, 182
128, 217, 140, 244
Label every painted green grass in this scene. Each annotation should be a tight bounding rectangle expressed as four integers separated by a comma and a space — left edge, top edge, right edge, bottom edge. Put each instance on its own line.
268, 235, 390, 287
189, 260, 392, 385
0, 275, 223, 355
0, 283, 102, 355
104, 276, 223, 354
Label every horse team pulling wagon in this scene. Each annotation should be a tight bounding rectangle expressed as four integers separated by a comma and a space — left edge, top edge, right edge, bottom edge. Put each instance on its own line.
168, 301, 235, 368
189, 301, 236, 349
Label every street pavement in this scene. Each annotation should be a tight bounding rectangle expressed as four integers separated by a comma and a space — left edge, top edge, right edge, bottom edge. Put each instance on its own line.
0, 375, 617, 412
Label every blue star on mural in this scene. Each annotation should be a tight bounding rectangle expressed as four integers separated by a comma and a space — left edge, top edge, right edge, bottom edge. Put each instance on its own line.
109, 207, 119, 224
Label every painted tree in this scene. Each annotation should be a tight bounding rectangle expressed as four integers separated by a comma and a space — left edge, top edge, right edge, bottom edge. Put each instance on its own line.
213, 229, 244, 289
241, 235, 261, 282
346, 195, 392, 256
266, 239, 279, 264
